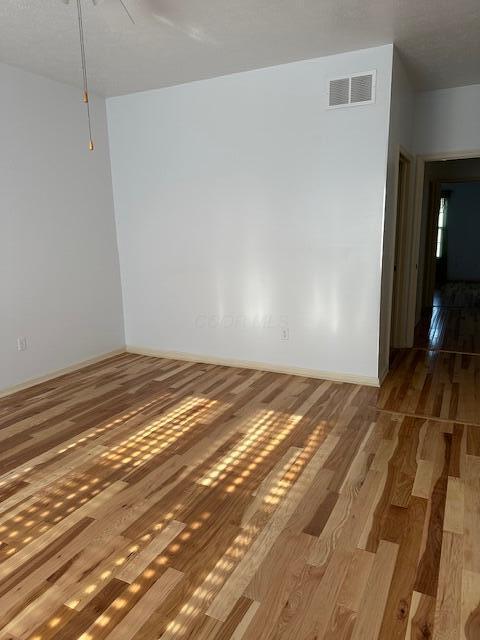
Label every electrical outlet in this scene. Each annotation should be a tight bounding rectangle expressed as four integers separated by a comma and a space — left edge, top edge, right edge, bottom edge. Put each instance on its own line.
17, 337, 27, 352
280, 328, 289, 341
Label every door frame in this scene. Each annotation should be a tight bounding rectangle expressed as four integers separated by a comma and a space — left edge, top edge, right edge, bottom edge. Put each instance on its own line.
405, 149, 480, 346
421, 179, 442, 310
390, 148, 414, 349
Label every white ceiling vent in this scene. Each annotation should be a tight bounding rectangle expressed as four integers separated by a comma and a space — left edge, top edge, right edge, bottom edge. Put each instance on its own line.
327, 70, 376, 109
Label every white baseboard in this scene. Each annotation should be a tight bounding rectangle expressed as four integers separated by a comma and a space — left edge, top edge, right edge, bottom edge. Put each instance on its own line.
0, 348, 126, 399
126, 345, 380, 387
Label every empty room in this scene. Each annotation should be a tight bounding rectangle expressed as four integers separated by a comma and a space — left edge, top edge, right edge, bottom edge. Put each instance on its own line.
1, 1, 480, 638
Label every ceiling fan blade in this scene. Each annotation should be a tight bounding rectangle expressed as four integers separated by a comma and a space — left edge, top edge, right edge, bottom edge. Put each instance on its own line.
153, 14, 211, 43
135, 0, 214, 44
117, 0, 135, 24
62, 0, 212, 41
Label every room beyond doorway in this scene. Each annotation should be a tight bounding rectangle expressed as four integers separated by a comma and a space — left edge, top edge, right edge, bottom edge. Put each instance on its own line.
415, 157, 480, 326
413, 157, 480, 356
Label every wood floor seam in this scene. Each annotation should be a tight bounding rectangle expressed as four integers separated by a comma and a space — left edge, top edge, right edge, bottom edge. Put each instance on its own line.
374, 407, 480, 427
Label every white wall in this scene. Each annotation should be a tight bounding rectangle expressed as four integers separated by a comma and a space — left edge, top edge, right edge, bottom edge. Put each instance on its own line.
443, 181, 480, 281
414, 84, 480, 155
0, 63, 124, 392
378, 50, 415, 375
108, 45, 393, 383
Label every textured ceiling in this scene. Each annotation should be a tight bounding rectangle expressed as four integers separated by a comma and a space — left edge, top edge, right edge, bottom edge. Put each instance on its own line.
1, 0, 480, 97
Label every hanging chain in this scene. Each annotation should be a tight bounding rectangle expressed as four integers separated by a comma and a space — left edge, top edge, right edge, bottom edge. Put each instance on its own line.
76, 0, 94, 150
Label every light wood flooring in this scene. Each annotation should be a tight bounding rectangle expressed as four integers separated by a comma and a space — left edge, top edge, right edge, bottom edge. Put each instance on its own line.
1, 303, 480, 638
415, 282, 480, 355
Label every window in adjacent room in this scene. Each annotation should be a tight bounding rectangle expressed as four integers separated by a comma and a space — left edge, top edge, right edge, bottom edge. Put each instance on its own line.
436, 194, 449, 258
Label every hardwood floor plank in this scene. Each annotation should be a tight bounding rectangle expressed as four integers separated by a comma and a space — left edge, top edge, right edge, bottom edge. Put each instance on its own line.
350, 540, 399, 640
433, 531, 463, 639
461, 570, 480, 640
336, 548, 375, 612
323, 604, 356, 640
99, 568, 183, 640
463, 455, 480, 573
444, 477, 464, 535
405, 590, 436, 640
242, 532, 313, 640
414, 431, 450, 597
115, 520, 185, 584
377, 498, 429, 640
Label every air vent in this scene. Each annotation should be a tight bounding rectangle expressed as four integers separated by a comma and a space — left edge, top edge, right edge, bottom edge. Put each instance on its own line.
351, 74, 374, 103
328, 77, 350, 107
327, 71, 376, 109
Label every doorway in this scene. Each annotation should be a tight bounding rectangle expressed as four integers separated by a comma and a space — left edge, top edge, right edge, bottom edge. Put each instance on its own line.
413, 157, 480, 352
415, 159, 480, 319
386, 150, 480, 354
